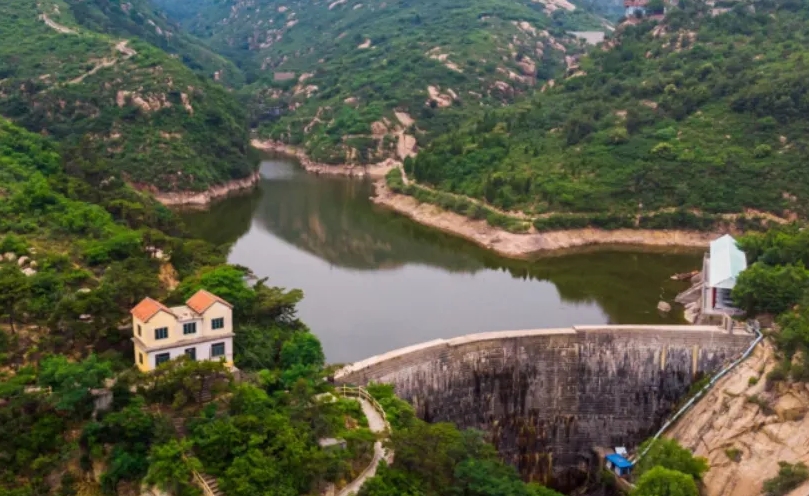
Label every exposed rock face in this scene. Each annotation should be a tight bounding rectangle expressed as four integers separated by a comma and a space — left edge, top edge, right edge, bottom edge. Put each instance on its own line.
337, 326, 753, 486
668, 341, 809, 496
150, 171, 261, 206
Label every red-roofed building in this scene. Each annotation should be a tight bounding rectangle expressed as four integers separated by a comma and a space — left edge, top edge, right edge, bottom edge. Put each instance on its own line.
131, 290, 234, 372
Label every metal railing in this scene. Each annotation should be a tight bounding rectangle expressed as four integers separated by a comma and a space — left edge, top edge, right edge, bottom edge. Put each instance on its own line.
334, 385, 394, 496
192, 470, 218, 496
335, 385, 392, 433
634, 319, 763, 463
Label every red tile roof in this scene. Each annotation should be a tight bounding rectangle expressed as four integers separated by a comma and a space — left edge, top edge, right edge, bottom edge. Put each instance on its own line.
131, 297, 173, 322
186, 290, 232, 315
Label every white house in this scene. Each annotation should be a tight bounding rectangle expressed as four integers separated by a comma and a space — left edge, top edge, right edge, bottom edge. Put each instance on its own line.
131, 290, 234, 372
702, 234, 747, 315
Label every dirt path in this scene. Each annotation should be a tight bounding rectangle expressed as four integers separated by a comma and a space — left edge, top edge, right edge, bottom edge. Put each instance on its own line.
337, 398, 393, 496
39, 14, 77, 35
66, 41, 137, 85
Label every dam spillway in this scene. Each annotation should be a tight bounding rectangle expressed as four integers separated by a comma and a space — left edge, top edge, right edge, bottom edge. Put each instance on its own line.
335, 325, 753, 486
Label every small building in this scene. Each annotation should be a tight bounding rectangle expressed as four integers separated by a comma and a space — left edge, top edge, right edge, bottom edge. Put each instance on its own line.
605, 453, 634, 477
624, 0, 649, 16
131, 290, 234, 372
702, 235, 747, 315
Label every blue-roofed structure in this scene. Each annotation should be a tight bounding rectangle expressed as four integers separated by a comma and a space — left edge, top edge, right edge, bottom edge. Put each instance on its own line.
605, 453, 633, 476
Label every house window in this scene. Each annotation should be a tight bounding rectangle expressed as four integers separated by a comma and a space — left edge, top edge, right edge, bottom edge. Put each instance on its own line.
137, 325, 141, 337
185, 348, 196, 360
183, 322, 197, 335
138, 353, 143, 364
155, 327, 169, 340
155, 353, 170, 366
211, 342, 225, 358
211, 318, 225, 330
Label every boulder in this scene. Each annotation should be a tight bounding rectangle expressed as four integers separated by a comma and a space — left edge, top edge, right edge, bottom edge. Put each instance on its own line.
17, 256, 29, 267
3, 252, 16, 262
22, 268, 36, 277
657, 301, 672, 313
684, 301, 700, 324
774, 393, 808, 422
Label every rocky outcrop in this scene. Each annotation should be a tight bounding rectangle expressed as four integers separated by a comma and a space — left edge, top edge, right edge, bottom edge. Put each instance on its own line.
251, 139, 398, 179
668, 341, 809, 496
150, 171, 261, 206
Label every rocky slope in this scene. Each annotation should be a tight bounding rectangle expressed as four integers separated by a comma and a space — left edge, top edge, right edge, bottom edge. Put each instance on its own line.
400, 0, 809, 228
668, 340, 809, 496
0, 0, 255, 193
153, 0, 611, 165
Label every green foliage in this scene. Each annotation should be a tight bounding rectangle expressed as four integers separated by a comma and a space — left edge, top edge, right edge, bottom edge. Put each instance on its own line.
361, 422, 561, 496
762, 461, 809, 496
0, 0, 255, 191
724, 447, 741, 462
732, 262, 809, 315
156, 0, 602, 165
404, 4, 809, 226
37, 354, 113, 415
635, 438, 708, 481
0, 265, 29, 333
145, 440, 202, 496
632, 466, 699, 496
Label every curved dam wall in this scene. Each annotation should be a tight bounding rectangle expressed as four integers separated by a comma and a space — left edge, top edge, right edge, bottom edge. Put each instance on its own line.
335, 325, 753, 485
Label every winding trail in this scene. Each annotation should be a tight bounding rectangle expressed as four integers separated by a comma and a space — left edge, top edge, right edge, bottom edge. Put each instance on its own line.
338, 396, 393, 496
39, 14, 77, 35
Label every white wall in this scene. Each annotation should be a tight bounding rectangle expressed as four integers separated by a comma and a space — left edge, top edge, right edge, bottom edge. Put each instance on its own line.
144, 337, 233, 369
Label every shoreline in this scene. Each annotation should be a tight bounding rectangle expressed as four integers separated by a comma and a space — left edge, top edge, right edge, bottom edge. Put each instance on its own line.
150, 170, 262, 206
251, 139, 399, 179
158, 139, 721, 257
371, 180, 719, 259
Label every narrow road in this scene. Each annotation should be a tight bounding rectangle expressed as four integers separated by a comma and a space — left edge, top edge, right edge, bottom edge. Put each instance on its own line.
337, 398, 393, 496
39, 14, 77, 35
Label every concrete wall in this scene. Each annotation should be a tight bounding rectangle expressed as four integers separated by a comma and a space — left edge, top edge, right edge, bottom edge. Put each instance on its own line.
335, 325, 753, 486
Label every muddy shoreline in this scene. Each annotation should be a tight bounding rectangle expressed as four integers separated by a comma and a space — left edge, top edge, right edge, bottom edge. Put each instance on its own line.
251, 139, 398, 179
150, 170, 262, 206
369, 181, 717, 259
162, 140, 719, 257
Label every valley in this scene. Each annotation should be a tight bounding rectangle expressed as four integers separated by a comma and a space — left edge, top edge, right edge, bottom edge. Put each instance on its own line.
2, 0, 809, 495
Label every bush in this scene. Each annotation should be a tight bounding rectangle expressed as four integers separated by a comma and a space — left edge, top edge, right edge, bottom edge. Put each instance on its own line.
763, 461, 809, 496
724, 447, 742, 462
748, 376, 759, 386
732, 262, 809, 316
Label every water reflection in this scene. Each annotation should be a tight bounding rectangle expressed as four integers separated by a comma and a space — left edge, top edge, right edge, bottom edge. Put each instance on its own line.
181, 159, 701, 362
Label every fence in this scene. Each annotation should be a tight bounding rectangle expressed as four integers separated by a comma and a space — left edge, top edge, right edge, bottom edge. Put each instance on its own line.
634, 320, 763, 463
335, 385, 391, 433
192, 470, 218, 496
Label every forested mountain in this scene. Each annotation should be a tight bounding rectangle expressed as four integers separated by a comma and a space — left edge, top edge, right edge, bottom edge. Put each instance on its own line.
152, 0, 611, 164
0, 116, 566, 496
64, 0, 246, 86
398, 0, 809, 231
0, 0, 255, 192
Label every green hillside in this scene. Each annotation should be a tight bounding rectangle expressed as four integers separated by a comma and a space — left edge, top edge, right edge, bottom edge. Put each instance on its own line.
0, 116, 563, 496
400, 0, 809, 231
64, 0, 246, 86
0, 0, 256, 192
153, 0, 611, 164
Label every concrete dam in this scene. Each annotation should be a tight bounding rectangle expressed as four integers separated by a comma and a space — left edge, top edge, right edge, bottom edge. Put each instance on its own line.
335, 325, 753, 487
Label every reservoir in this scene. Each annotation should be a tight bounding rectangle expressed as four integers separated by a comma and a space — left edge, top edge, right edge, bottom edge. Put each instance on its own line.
181, 159, 701, 363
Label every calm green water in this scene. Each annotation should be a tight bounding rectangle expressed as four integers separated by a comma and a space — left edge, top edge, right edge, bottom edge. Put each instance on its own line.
181, 159, 702, 363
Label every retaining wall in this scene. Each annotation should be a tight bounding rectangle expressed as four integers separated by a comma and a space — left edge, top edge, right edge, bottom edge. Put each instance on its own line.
335, 325, 753, 486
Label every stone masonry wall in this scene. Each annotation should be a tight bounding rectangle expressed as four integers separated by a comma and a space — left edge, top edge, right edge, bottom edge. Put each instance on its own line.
335, 326, 753, 486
